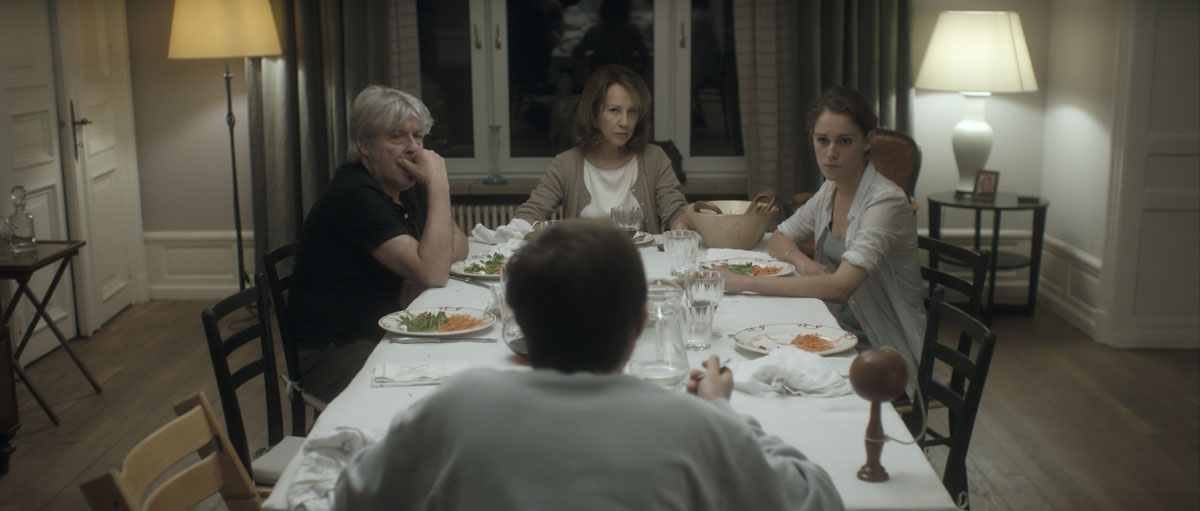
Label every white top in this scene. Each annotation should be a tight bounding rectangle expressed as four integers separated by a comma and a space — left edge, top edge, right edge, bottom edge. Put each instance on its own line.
777, 163, 926, 388
335, 368, 844, 510
578, 156, 640, 220
262, 239, 956, 511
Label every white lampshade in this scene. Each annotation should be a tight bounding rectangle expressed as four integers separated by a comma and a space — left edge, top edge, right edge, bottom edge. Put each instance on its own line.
168, 0, 282, 59
915, 11, 1037, 93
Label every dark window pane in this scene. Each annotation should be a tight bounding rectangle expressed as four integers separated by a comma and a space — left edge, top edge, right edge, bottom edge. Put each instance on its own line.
417, 0, 474, 157
690, 0, 742, 156
508, 0, 654, 157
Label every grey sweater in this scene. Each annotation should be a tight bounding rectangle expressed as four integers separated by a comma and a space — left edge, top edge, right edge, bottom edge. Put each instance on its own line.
335, 368, 845, 511
513, 145, 689, 233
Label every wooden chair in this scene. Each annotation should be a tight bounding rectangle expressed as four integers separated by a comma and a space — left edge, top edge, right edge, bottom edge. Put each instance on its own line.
201, 273, 304, 487
909, 288, 998, 509
263, 241, 327, 436
918, 235, 990, 320
79, 392, 262, 511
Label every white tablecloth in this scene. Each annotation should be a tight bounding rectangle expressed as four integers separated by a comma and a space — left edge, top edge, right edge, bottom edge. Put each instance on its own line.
264, 239, 956, 511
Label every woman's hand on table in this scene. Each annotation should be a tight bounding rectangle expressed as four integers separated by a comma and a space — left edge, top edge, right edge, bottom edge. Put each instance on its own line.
793, 257, 830, 277
687, 355, 733, 401
713, 266, 750, 293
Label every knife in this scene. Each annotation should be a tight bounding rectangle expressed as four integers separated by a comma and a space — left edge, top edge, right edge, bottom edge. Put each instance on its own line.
448, 274, 493, 289
389, 336, 497, 344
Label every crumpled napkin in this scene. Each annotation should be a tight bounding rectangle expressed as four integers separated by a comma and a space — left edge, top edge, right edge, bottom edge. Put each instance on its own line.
472, 218, 533, 244
372, 362, 470, 387
705, 248, 772, 261
287, 426, 379, 511
727, 346, 853, 397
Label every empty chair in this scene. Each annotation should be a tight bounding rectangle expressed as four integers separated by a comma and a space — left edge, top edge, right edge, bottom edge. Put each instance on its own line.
263, 241, 327, 436
909, 288, 998, 509
201, 273, 305, 487
918, 235, 989, 320
79, 392, 261, 511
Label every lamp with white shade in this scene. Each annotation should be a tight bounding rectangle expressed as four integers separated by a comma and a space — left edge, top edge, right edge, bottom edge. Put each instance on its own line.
168, 0, 281, 290
915, 11, 1037, 196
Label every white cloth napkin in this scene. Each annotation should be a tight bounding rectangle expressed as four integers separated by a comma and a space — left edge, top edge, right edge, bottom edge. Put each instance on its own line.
372, 361, 470, 387
705, 248, 771, 261
727, 347, 853, 397
472, 218, 533, 244
286, 426, 379, 511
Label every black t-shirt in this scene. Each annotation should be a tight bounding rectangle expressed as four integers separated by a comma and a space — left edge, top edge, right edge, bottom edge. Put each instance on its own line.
288, 163, 427, 347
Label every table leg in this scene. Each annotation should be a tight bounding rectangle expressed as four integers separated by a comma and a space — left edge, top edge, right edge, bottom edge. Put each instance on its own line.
8, 257, 101, 394
11, 359, 58, 426
928, 201, 942, 271
1027, 206, 1048, 315
987, 211, 1002, 325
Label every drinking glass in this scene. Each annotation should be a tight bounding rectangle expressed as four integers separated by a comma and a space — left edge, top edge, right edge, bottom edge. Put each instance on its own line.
681, 301, 716, 350
663, 230, 699, 276
610, 205, 644, 237
685, 269, 724, 338
498, 264, 527, 356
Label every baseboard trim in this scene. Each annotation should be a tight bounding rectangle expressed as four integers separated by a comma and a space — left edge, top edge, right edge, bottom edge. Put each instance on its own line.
143, 230, 255, 300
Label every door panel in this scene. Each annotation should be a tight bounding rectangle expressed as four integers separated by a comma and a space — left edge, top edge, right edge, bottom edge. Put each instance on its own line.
1, 1, 79, 364
55, 0, 139, 332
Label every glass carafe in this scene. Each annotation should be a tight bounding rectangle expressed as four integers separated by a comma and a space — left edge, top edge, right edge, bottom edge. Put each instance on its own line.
626, 278, 690, 388
9, 186, 35, 254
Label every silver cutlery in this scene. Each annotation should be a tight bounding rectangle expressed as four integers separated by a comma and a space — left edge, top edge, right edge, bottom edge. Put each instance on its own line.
448, 274, 493, 289
389, 336, 497, 344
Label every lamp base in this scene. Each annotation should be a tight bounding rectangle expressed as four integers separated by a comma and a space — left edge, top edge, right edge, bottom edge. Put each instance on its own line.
952, 93, 993, 196
482, 173, 508, 185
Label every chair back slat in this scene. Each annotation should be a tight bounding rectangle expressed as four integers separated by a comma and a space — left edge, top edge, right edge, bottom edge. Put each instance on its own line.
918, 235, 989, 320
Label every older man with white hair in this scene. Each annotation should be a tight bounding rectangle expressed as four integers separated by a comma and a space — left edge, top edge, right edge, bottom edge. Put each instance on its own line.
288, 85, 469, 402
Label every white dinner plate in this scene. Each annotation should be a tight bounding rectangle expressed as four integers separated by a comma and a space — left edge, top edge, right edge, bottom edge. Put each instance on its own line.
702, 257, 795, 277
450, 254, 505, 280
632, 231, 653, 245
379, 306, 497, 337
731, 323, 858, 356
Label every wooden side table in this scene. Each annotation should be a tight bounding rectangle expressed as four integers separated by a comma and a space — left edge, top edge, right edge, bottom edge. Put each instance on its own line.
0, 240, 97, 425
927, 192, 1050, 318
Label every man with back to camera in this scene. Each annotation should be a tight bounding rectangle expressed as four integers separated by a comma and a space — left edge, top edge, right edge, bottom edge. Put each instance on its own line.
287, 85, 469, 403
334, 220, 844, 510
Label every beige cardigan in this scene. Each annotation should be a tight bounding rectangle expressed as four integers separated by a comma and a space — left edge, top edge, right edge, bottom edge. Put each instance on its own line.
514, 145, 688, 233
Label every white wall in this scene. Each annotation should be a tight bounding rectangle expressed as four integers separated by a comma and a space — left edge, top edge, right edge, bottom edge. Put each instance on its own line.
1040, 0, 1120, 258
125, 0, 253, 232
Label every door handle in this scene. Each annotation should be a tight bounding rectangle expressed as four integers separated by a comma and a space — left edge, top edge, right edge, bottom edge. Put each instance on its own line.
70, 99, 91, 161
494, 23, 502, 50
473, 24, 482, 49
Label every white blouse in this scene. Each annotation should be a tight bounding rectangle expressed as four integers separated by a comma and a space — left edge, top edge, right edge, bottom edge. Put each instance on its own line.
578, 156, 640, 220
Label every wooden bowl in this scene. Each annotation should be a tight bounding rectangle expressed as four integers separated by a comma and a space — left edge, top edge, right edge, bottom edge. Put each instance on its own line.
685, 195, 778, 250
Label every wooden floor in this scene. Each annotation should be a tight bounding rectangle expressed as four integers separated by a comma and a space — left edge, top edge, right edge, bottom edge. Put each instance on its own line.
0, 299, 1195, 510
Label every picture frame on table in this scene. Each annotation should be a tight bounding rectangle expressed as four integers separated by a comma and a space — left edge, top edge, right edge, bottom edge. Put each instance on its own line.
973, 170, 999, 201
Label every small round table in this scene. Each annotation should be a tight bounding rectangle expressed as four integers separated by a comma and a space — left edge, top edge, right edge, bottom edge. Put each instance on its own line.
927, 192, 1050, 318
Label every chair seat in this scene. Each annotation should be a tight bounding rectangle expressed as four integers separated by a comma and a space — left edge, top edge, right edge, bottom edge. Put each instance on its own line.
253, 435, 306, 485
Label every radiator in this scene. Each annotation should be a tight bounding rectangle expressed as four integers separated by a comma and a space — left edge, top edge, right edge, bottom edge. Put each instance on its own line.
452, 204, 562, 232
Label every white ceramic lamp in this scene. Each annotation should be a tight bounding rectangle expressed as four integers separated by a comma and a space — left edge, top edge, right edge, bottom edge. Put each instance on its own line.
915, 11, 1037, 195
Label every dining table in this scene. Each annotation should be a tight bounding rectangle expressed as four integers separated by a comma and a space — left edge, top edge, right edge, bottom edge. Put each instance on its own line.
263, 236, 957, 511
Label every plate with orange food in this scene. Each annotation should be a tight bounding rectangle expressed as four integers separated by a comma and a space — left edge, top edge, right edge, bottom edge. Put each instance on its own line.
730, 323, 858, 356
701, 258, 795, 277
379, 306, 497, 337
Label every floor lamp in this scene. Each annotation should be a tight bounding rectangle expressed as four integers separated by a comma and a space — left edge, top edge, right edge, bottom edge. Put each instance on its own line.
168, 0, 282, 290
915, 11, 1038, 196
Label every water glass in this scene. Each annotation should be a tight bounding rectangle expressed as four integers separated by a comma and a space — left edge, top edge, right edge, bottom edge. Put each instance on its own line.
685, 270, 724, 308
681, 301, 716, 351
610, 205, 643, 237
664, 230, 699, 276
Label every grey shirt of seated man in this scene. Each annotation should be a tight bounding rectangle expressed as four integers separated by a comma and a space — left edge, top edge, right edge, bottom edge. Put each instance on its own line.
334, 220, 844, 511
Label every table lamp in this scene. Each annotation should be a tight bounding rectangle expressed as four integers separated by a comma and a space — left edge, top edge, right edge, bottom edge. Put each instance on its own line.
168, 0, 282, 290
915, 11, 1037, 196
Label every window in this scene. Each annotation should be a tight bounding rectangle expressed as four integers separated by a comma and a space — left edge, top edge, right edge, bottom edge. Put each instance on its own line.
417, 0, 744, 179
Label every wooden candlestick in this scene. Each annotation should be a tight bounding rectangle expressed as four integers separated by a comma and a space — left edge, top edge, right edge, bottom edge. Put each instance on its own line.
848, 349, 909, 483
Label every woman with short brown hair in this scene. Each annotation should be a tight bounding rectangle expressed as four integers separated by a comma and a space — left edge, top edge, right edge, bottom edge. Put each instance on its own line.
515, 65, 689, 233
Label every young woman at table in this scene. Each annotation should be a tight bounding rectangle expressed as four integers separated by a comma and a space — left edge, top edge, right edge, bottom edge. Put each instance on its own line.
513, 64, 690, 233
335, 221, 843, 511
718, 86, 924, 379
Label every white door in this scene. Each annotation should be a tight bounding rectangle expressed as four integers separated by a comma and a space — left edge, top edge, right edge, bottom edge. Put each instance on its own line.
52, 0, 145, 335
0, 1, 80, 364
